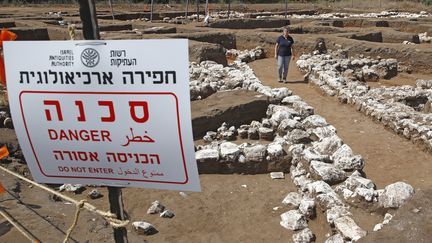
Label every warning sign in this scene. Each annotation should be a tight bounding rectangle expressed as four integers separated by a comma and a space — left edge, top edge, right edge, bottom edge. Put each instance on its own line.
4, 40, 200, 191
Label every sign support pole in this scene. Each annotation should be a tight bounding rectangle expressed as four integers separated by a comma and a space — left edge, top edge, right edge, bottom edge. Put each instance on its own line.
196, 0, 199, 21
108, 0, 115, 20
227, 0, 231, 19
285, 0, 288, 19
185, 0, 189, 20
78, 0, 128, 242
150, 0, 154, 22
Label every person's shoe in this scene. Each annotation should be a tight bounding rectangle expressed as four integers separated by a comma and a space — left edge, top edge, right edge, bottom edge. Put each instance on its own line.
283, 79, 288, 83
278, 79, 283, 83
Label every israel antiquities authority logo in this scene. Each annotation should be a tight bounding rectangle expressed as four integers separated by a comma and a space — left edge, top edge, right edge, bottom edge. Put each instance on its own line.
80, 48, 100, 68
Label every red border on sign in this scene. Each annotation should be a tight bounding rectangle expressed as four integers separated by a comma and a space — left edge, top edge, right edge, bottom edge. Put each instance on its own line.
19, 91, 189, 185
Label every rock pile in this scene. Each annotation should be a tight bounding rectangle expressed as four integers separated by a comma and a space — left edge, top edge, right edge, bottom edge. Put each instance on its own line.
160, 11, 246, 23
189, 60, 290, 101
419, 32, 432, 43
297, 51, 432, 152
285, 11, 430, 19
226, 46, 266, 63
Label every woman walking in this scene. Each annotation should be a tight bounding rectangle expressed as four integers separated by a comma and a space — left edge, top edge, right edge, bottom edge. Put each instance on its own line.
275, 27, 296, 83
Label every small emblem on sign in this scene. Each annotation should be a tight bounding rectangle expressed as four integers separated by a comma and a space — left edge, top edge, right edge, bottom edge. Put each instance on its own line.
81, 48, 100, 68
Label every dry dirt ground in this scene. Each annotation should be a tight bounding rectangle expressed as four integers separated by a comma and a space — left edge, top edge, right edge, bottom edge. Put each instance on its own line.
1, 3, 432, 243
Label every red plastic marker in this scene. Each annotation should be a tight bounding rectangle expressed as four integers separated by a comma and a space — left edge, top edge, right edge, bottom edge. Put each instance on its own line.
0, 28, 18, 87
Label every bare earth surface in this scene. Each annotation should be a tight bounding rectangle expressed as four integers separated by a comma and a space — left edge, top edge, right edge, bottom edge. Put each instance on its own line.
0, 172, 303, 243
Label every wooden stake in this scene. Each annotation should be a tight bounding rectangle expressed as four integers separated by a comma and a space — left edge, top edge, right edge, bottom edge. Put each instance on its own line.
227, 0, 231, 19
150, 0, 154, 22
185, 0, 189, 20
196, 0, 199, 21
108, 0, 115, 20
78, 1, 128, 242
108, 187, 128, 243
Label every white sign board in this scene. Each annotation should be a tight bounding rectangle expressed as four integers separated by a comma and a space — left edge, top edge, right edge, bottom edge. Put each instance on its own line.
4, 40, 200, 191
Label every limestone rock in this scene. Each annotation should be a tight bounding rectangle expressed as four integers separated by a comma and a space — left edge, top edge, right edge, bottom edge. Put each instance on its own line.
299, 198, 316, 218
280, 210, 308, 231
310, 161, 347, 184
354, 187, 375, 202
293, 228, 315, 243
326, 206, 352, 225
383, 213, 393, 225
87, 189, 103, 199
303, 147, 332, 163
243, 144, 267, 162
302, 115, 328, 128
221, 130, 236, 141
220, 142, 240, 161
278, 118, 302, 135
147, 201, 165, 214
307, 180, 333, 195
332, 145, 364, 171
324, 234, 345, 243
344, 172, 375, 191
282, 192, 302, 208
316, 192, 345, 210
378, 182, 414, 208
258, 127, 274, 141
270, 172, 285, 179
248, 127, 259, 140
362, 67, 379, 82
334, 216, 367, 241
59, 184, 83, 193
203, 131, 217, 142
288, 129, 311, 144
373, 223, 383, 231
132, 221, 158, 235
237, 128, 248, 139
306, 125, 336, 141
313, 135, 343, 155
195, 149, 220, 163
267, 143, 285, 161
160, 210, 175, 218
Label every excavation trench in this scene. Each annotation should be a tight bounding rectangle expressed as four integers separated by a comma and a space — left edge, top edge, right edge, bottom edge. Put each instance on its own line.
249, 58, 432, 190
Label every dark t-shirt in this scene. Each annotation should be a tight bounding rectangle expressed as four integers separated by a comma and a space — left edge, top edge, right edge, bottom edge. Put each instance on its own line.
276, 35, 294, 56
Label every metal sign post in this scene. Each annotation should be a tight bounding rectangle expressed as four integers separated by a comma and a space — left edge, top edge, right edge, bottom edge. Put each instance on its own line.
227, 0, 231, 19
150, 0, 154, 22
185, 0, 189, 20
196, 0, 200, 21
108, 0, 115, 20
285, 0, 288, 19
78, 0, 128, 242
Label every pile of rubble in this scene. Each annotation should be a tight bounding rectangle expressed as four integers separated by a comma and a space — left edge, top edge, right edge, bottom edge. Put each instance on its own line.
284, 11, 430, 19
189, 60, 288, 101
159, 11, 246, 24
419, 32, 432, 43
209, 11, 246, 20
191, 59, 414, 241
297, 51, 432, 152
226, 46, 266, 63
133, 200, 175, 236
